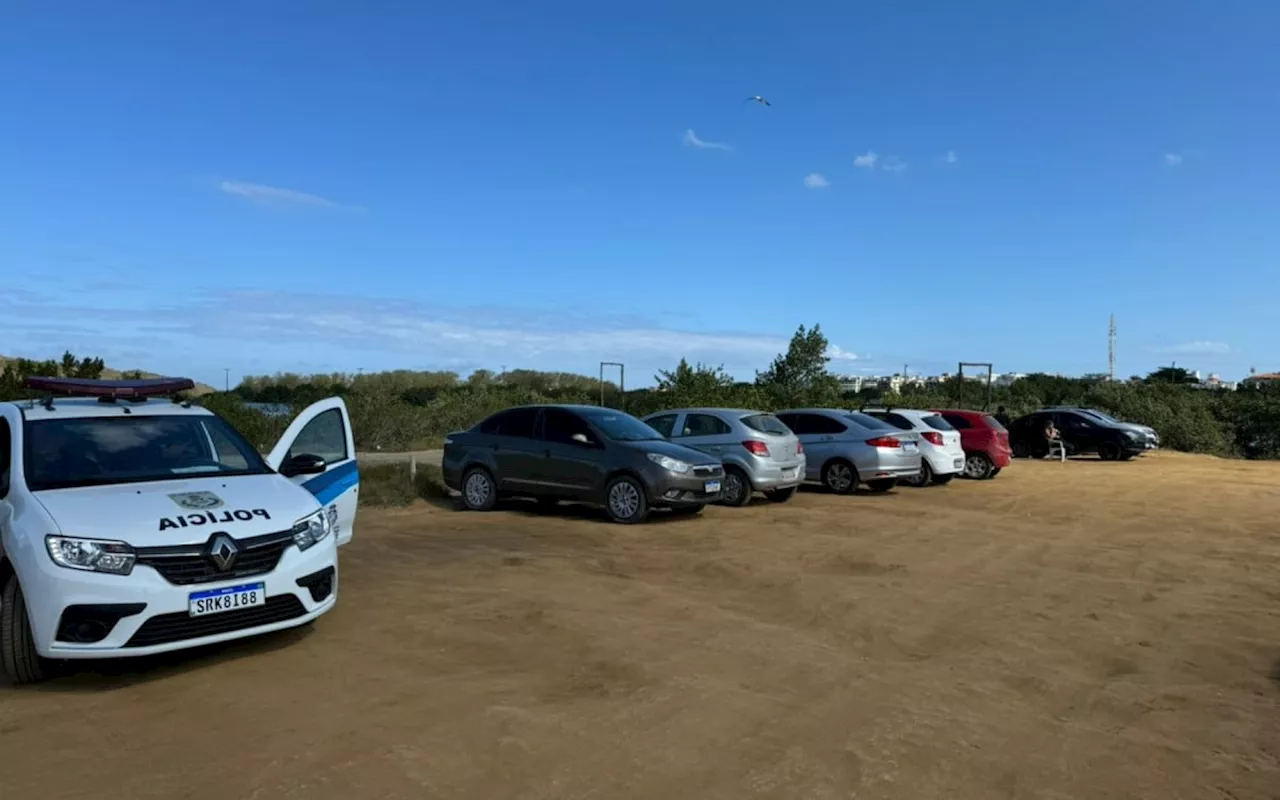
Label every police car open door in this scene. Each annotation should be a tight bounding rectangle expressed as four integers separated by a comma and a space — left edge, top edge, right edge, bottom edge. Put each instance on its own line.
266, 397, 359, 546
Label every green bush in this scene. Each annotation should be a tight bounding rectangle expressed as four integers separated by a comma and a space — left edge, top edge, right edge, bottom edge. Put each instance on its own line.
3, 342, 1276, 461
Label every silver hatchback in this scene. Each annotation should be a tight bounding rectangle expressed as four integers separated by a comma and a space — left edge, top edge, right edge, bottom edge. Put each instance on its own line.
641, 408, 805, 506
775, 408, 922, 493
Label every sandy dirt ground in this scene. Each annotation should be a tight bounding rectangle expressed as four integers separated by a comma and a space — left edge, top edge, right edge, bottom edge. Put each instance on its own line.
2, 452, 1279, 800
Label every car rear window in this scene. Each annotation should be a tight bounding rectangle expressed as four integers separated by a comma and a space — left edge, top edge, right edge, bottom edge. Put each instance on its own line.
741, 413, 791, 435
922, 414, 955, 431
982, 415, 1007, 431
878, 413, 916, 431
845, 412, 894, 431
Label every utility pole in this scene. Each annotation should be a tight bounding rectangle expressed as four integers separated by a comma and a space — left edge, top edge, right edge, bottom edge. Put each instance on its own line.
223, 368, 230, 392
1108, 313, 1116, 382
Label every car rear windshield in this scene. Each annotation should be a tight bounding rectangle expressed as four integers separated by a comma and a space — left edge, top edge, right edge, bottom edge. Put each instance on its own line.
581, 410, 664, 442
24, 414, 271, 492
874, 412, 916, 431
982, 415, 1007, 431
922, 414, 955, 431
740, 413, 791, 436
845, 412, 894, 431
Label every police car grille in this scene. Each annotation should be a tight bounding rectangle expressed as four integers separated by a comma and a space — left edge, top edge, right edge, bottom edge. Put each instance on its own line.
135, 530, 294, 586
125, 595, 308, 648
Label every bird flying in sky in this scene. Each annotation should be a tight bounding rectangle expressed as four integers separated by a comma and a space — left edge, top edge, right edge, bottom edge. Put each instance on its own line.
744, 95, 771, 106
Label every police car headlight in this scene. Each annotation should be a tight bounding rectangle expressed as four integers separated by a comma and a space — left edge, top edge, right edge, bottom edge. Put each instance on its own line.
291, 509, 331, 551
45, 536, 136, 576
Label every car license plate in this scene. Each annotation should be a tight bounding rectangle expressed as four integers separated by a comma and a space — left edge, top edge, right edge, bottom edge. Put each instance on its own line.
189, 582, 266, 617
704, 480, 721, 493
903, 441, 918, 453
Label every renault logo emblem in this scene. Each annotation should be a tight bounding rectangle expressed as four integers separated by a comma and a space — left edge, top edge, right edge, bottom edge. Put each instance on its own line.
209, 533, 239, 572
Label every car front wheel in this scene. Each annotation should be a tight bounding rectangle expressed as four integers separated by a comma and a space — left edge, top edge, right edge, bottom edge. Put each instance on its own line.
605, 475, 650, 524
822, 460, 858, 495
461, 467, 498, 511
1, 576, 51, 685
1098, 442, 1122, 461
719, 467, 753, 507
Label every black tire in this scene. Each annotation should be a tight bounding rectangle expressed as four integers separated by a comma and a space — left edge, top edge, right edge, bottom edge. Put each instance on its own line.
988, 467, 1002, 478
902, 460, 933, 488
963, 452, 994, 480
932, 473, 955, 485
764, 486, 797, 503
604, 475, 650, 524
2, 576, 51, 685
866, 478, 897, 493
460, 466, 498, 511
1011, 440, 1030, 459
822, 459, 858, 495
719, 467, 753, 507
1098, 442, 1122, 461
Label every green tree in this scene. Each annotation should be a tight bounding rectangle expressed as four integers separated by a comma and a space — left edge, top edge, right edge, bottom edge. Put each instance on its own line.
1145, 366, 1198, 384
755, 324, 842, 407
653, 359, 736, 407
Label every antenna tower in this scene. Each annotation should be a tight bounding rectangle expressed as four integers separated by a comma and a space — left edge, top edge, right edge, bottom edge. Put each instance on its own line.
1108, 313, 1116, 381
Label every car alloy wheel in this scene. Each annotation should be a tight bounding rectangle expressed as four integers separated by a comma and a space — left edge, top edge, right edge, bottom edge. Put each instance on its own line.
464, 471, 493, 508
964, 453, 993, 479
608, 480, 642, 520
825, 462, 855, 493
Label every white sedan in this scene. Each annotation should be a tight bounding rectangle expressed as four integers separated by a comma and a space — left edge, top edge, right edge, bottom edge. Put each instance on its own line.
860, 408, 967, 487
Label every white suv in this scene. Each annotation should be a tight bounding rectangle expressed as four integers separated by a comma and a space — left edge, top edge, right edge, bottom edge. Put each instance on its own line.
860, 408, 965, 487
0, 376, 360, 684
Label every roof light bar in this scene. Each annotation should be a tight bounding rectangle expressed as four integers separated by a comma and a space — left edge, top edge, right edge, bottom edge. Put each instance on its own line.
23, 376, 196, 399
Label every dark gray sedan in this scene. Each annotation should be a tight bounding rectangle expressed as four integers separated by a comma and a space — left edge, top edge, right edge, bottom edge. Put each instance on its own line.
443, 404, 725, 524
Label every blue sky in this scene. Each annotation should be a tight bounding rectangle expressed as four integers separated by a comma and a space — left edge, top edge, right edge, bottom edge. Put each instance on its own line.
3, 0, 1277, 388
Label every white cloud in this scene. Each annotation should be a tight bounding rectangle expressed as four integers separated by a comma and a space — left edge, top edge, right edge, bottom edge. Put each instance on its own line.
1164, 153, 1184, 166
880, 157, 908, 172
1152, 340, 1228, 355
219, 180, 346, 208
683, 129, 732, 151
826, 345, 860, 361
942, 150, 958, 164
0, 288, 865, 382
853, 151, 880, 169
803, 172, 830, 189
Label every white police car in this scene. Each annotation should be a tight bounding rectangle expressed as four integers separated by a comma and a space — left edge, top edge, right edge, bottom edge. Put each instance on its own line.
0, 376, 359, 684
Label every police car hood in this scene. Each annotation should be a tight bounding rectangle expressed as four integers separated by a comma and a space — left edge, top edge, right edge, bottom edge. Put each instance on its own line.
34, 473, 318, 547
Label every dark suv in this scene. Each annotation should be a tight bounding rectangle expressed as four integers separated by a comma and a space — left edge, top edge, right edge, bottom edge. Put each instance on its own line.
1007, 409, 1147, 461
443, 404, 725, 524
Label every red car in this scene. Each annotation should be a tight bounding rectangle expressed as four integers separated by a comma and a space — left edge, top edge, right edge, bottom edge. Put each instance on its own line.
929, 409, 1012, 479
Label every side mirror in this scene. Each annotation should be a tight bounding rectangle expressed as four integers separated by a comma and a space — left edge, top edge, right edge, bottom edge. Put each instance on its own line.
281, 453, 327, 477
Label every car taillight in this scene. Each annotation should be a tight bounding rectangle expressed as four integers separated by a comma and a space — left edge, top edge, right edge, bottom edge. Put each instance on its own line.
866, 436, 901, 448
921, 431, 943, 446
743, 440, 770, 457
795, 441, 804, 454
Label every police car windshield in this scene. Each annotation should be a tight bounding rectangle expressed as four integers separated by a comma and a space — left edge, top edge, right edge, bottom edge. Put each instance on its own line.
24, 415, 271, 491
